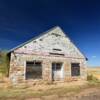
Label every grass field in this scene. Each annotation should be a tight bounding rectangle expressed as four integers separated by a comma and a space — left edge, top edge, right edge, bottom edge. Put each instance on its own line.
0, 80, 99, 100
87, 67, 100, 80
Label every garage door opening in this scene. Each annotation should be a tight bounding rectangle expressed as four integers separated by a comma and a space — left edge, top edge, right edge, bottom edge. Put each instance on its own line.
71, 63, 80, 76
26, 61, 42, 80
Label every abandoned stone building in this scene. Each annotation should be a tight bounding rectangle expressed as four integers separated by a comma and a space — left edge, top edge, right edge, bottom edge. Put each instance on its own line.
8, 26, 87, 84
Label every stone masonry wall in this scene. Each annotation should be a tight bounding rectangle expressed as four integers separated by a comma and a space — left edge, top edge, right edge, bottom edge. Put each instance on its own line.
9, 26, 87, 84
9, 52, 87, 84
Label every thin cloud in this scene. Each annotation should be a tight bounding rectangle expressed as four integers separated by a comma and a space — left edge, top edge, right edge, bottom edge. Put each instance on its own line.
92, 56, 97, 58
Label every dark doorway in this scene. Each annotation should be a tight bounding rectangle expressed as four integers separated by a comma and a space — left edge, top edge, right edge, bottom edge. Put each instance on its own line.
71, 63, 80, 76
26, 61, 42, 79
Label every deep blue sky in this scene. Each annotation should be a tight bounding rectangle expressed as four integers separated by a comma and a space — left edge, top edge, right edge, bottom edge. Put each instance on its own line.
0, 0, 100, 66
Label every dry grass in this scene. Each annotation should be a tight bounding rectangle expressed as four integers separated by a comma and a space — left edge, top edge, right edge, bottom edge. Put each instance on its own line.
0, 80, 99, 100
0, 81, 90, 99
0, 81, 99, 99
87, 67, 100, 80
